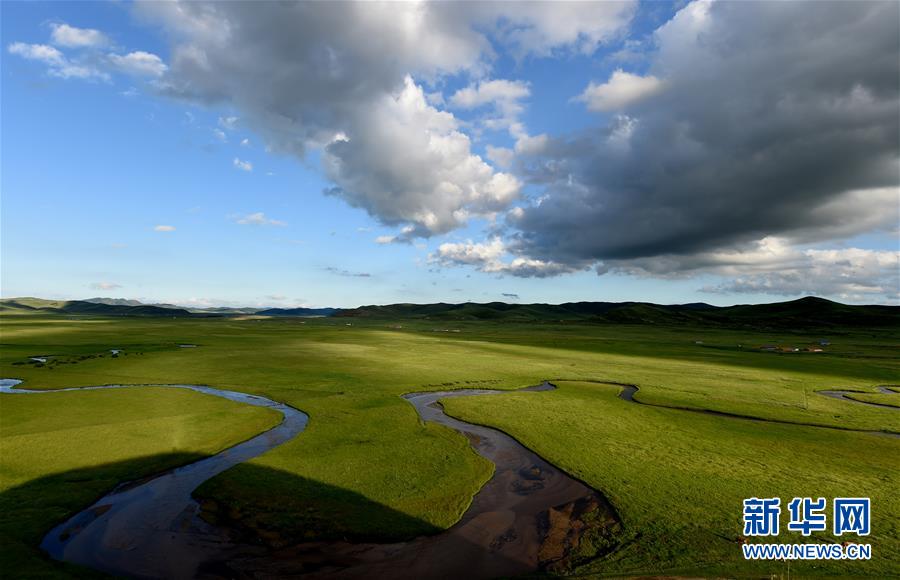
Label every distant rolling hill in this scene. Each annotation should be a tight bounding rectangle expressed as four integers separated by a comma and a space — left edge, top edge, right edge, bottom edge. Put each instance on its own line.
711, 296, 899, 328
82, 297, 260, 315
1, 296, 896, 328
0, 297, 337, 318
83, 297, 147, 307
256, 307, 340, 317
335, 297, 899, 329
0, 297, 195, 317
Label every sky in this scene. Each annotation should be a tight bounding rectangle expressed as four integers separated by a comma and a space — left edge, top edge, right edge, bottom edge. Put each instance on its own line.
1, 0, 898, 309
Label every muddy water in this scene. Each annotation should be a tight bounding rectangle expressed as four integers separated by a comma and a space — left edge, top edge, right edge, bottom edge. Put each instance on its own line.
392, 383, 618, 577
218, 383, 619, 579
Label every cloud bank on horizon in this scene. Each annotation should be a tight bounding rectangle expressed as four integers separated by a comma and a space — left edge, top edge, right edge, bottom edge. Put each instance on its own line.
7, 0, 899, 303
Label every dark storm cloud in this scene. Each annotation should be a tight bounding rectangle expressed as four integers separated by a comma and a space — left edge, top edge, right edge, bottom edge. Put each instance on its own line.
510, 1, 899, 266
131, 0, 897, 298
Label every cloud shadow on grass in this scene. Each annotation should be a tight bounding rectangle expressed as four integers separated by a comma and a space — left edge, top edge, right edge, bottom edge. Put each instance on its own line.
1, 456, 529, 579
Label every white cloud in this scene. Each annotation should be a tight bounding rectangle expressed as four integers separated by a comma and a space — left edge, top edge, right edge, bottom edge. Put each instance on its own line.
435, 237, 506, 265
577, 69, 664, 111
592, 236, 900, 302
89, 281, 122, 290
507, 206, 525, 221
154, 225, 176, 232
219, 116, 239, 130
107, 51, 168, 77
699, 245, 900, 302
322, 77, 520, 238
375, 235, 396, 245
450, 79, 531, 138
50, 23, 108, 48
212, 128, 227, 142
431, 238, 581, 278
486, 145, 514, 169
450, 79, 530, 110
7, 42, 108, 80
12, 27, 164, 81
513, 133, 549, 155
785, 187, 900, 244
235, 212, 286, 226
9, 42, 64, 65
475, 2, 637, 58
240, 138, 250, 146
233, 158, 253, 171
131, 2, 637, 242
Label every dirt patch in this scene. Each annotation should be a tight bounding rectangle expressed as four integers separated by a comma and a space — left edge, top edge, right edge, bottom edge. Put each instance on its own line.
538, 493, 620, 573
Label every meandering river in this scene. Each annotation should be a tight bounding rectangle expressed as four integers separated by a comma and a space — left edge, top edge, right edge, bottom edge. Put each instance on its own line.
818, 385, 899, 410
6, 375, 891, 578
1, 379, 308, 578
1, 379, 616, 579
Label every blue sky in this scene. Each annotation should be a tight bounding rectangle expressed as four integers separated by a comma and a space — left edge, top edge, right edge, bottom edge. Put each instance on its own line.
2, 1, 897, 308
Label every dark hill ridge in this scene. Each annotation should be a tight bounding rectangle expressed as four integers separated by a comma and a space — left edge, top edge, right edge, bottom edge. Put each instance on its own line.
1, 296, 896, 329
0, 298, 336, 318
335, 297, 899, 328
713, 296, 899, 328
257, 307, 339, 317
0, 298, 195, 317
84, 297, 146, 307
83, 297, 260, 314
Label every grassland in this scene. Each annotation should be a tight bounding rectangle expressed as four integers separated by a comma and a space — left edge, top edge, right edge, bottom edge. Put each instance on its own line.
0, 310, 897, 576
0, 386, 281, 578
444, 381, 900, 576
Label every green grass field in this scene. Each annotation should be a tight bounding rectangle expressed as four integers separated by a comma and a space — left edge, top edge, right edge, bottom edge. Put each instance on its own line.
0, 311, 897, 576
0, 386, 281, 578
444, 381, 900, 576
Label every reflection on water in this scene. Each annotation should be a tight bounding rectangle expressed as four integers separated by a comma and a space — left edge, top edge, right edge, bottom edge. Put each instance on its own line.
1, 379, 308, 578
